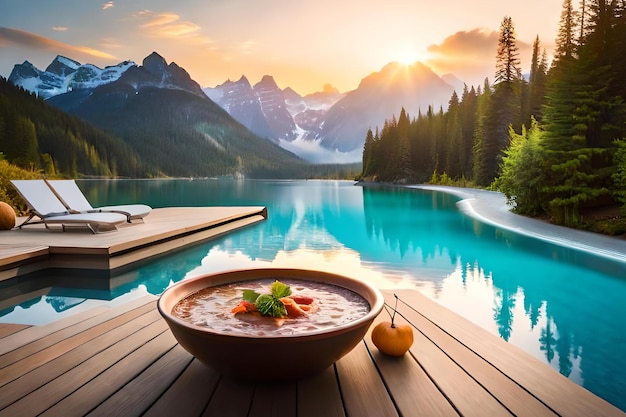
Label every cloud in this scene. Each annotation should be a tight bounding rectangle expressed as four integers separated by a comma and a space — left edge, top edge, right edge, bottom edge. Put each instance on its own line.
427, 28, 498, 58
425, 28, 532, 86
102, 1, 114, 10
136, 10, 211, 45
52, 26, 68, 32
425, 28, 498, 83
0, 27, 117, 60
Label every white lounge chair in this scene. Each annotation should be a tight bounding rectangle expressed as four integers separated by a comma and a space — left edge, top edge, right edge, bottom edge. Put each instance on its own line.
11, 180, 128, 233
46, 179, 151, 222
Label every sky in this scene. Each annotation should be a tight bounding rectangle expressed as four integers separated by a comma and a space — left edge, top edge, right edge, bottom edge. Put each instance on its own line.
0, 1, 564, 95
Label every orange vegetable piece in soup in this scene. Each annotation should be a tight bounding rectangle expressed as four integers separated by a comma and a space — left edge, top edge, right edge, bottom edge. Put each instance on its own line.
231, 301, 257, 315
280, 297, 309, 317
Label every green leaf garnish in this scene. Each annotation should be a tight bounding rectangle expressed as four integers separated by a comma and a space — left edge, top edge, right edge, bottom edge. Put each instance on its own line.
270, 280, 291, 298
242, 289, 260, 302
256, 294, 287, 317
236, 280, 292, 318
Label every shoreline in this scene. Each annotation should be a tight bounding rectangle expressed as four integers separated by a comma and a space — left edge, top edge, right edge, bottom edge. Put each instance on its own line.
411, 184, 626, 265
356, 181, 626, 264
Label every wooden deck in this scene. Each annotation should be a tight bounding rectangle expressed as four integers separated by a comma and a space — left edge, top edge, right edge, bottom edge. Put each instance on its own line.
0, 206, 267, 281
1, 289, 622, 417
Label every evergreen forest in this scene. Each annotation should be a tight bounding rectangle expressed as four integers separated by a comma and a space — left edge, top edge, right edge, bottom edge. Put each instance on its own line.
0, 77, 146, 178
360, 0, 626, 232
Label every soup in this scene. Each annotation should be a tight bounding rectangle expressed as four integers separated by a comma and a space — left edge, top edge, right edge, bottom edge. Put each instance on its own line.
171, 278, 371, 336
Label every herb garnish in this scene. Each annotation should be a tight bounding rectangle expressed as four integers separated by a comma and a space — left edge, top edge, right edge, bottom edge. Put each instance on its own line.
241, 280, 292, 317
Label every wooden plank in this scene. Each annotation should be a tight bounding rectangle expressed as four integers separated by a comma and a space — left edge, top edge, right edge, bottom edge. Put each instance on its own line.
365, 314, 458, 417
381, 292, 556, 417
0, 300, 158, 386
0, 319, 169, 417
297, 366, 346, 417
0, 243, 48, 269
0, 323, 30, 339
0, 305, 110, 358
335, 341, 398, 417
0, 309, 162, 410
143, 359, 221, 417
85, 344, 193, 417
386, 305, 512, 416
248, 381, 297, 417
392, 289, 625, 417
0, 295, 155, 359
367, 347, 459, 417
202, 377, 256, 417
38, 329, 178, 417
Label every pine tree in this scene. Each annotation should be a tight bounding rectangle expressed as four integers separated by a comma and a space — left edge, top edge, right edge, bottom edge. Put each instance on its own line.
458, 85, 478, 181
409, 109, 434, 181
444, 91, 462, 178
613, 139, 626, 211
555, 0, 579, 59
538, 0, 625, 226
495, 17, 522, 86
473, 17, 523, 186
8, 116, 40, 169
472, 79, 493, 184
539, 6, 589, 225
361, 128, 376, 178
396, 107, 413, 180
523, 36, 548, 127
578, 0, 626, 149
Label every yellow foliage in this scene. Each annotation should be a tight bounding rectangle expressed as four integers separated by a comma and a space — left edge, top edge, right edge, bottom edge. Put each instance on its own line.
0, 159, 43, 215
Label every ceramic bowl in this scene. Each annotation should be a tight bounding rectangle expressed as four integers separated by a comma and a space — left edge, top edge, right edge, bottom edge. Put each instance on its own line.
157, 268, 384, 381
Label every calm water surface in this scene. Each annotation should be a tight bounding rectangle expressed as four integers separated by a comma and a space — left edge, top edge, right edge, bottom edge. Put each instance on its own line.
2, 179, 625, 410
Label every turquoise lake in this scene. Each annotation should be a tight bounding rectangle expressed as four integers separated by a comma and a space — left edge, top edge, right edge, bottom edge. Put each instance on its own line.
1, 179, 625, 411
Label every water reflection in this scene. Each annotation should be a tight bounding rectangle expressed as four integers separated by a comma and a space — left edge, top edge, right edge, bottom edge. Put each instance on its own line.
1, 180, 624, 411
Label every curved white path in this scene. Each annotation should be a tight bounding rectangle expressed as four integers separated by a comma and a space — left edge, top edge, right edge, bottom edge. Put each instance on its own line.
411, 185, 626, 265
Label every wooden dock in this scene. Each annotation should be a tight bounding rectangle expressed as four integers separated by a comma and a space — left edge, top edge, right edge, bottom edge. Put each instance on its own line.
1, 289, 622, 417
0, 206, 268, 282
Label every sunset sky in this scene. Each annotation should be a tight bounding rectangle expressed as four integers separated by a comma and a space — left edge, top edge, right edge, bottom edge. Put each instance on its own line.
1, 0, 563, 95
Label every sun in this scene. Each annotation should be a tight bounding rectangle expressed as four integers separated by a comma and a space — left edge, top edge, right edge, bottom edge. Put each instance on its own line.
394, 48, 421, 66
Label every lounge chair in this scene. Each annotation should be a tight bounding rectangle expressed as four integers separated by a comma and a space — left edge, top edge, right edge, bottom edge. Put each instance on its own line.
46, 179, 151, 222
11, 180, 128, 233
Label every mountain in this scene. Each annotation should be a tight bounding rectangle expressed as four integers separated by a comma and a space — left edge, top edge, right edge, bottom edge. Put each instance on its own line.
253, 75, 297, 141
204, 75, 304, 143
205, 80, 346, 161
8, 53, 458, 165
284, 84, 345, 140
8, 55, 135, 99
43, 52, 306, 178
203, 76, 274, 140
206, 62, 455, 158
318, 62, 455, 152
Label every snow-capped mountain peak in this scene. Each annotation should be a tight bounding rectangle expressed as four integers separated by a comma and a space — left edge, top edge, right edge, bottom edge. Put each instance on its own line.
45, 55, 81, 77
8, 55, 136, 99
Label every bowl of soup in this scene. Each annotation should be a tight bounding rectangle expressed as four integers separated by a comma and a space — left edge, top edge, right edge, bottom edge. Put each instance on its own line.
157, 268, 384, 381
